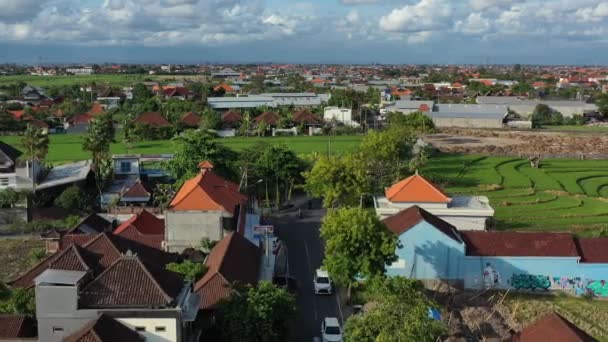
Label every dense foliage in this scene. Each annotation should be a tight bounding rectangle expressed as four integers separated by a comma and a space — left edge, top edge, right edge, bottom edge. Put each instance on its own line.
165, 260, 207, 281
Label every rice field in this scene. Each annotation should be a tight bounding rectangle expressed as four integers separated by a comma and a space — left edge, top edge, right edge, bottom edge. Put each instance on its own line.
422, 154, 608, 235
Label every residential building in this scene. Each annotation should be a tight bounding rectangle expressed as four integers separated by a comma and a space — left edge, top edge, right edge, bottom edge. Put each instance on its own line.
165, 161, 247, 253
180, 112, 201, 128
255, 111, 281, 127
323, 107, 359, 127
21, 85, 46, 101
0, 315, 37, 341
384, 206, 608, 298
374, 172, 494, 230
134, 112, 171, 127
10, 233, 199, 342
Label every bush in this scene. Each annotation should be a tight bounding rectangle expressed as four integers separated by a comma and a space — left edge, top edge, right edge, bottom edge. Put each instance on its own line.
54, 186, 91, 212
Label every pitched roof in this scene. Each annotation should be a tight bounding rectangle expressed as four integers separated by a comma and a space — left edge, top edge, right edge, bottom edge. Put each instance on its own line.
66, 214, 112, 235
576, 238, 608, 263
85, 103, 105, 116
293, 109, 323, 125
134, 112, 171, 127
382, 206, 461, 242
121, 181, 150, 199
0, 315, 37, 339
63, 314, 144, 342
214, 84, 234, 93
181, 111, 201, 127
221, 110, 243, 123
254, 111, 280, 125
385, 173, 451, 203
512, 312, 596, 342
113, 210, 164, 236
169, 167, 246, 213
194, 232, 261, 309
0, 141, 22, 166
80, 256, 184, 308
460, 231, 579, 258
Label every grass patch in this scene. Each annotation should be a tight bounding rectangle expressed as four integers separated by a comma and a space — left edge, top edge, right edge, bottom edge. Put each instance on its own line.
0, 74, 154, 87
0, 237, 46, 282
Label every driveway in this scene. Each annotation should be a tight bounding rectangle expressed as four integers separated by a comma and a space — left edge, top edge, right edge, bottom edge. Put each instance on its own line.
272, 199, 343, 342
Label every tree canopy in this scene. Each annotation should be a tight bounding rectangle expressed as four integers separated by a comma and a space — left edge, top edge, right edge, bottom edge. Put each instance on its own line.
344, 276, 446, 342
320, 208, 398, 286
21, 124, 49, 161
219, 281, 296, 342
165, 260, 207, 281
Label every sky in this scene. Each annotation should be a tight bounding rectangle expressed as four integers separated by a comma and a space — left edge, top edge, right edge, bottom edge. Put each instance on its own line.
0, 0, 607, 65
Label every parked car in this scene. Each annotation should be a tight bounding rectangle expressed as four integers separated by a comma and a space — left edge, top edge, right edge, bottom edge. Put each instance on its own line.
313, 269, 332, 294
321, 317, 342, 342
272, 276, 298, 294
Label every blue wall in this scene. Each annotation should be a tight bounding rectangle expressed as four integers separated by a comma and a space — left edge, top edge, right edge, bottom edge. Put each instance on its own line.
385, 220, 608, 297
386, 221, 465, 280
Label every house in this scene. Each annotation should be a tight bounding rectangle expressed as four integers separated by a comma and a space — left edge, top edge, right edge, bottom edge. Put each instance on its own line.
374, 172, 494, 230
254, 111, 281, 127
213, 84, 235, 94
165, 161, 247, 253
21, 85, 46, 101
293, 109, 323, 127
511, 312, 596, 342
180, 112, 201, 128
158, 87, 194, 100
63, 314, 144, 342
10, 233, 199, 342
429, 104, 508, 128
113, 209, 164, 249
134, 112, 171, 127
221, 111, 243, 127
194, 232, 261, 311
383, 206, 608, 298
0, 315, 37, 341
323, 107, 359, 127
41, 213, 113, 253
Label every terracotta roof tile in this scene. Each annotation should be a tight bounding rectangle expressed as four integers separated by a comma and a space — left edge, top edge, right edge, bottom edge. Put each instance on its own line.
254, 111, 280, 126
134, 112, 171, 127
113, 210, 164, 236
64, 314, 144, 342
512, 312, 596, 342
0, 315, 37, 339
293, 110, 323, 125
221, 111, 243, 123
385, 173, 451, 203
382, 206, 461, 242
169, 168, 246, 213
48, 245, 91, 272
181, 111, 201, 127
80, 256, 184, 308
460, 231, 579, 257
194, 232, 261, 309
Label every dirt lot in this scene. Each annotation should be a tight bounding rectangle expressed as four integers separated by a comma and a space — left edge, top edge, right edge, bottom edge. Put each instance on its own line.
0, 237, 46, 282
425, 128, 608, 157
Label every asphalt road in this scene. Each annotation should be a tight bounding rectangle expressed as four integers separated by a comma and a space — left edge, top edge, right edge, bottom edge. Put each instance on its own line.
273, 200, 343, 342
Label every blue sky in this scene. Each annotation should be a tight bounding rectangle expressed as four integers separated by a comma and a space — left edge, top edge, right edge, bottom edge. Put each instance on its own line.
0, 0, 607, 65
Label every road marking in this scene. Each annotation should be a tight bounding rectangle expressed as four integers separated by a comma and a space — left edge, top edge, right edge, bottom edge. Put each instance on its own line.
336, 290, 344, 324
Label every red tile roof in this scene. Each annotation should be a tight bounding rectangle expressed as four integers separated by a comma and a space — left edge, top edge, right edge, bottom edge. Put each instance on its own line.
214, 84, 234, 93
169, 167, 246, 214
86, 103, 105, 116
460, 231, 579, 257
194, 232, 261, 309
134, 112, 171, 127
113, 210, 164, 236
64, 314, 144, 342
8, 110, 25, 120
382, 206, 461, 242
293, 109, 323, 125
181, 111, 201, 127
512, 312, 596, 342
70, 113, 93, 125
221, 111, 243, 123
0, 315, 37, 339
254, 111, 280, 126
385, 173, 451, 203
576, 238, 608, 263
80, 256, 184, 308
121, 181, 150, 199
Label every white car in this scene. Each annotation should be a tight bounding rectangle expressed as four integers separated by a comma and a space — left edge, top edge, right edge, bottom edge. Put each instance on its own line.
313, 269, 332, 294
321, 317, 342, 342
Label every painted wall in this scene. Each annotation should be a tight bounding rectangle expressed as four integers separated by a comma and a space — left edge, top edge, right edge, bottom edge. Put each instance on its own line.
118, 317, 177, 342
114, 158, 139, 175
432, 117, 504, 129
386, 221, 465, 280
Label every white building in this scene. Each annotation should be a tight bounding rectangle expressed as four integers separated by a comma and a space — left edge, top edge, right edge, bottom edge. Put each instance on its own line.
323, 107, 360, 127
374, 173, 494, 231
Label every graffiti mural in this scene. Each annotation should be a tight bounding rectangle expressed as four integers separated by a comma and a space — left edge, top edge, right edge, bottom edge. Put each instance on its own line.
510, 274, 551, 290
483, 263, 500, 288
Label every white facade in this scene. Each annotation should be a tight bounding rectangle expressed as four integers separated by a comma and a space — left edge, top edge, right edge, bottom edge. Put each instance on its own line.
118, 317, 177, 342
323, 107, 359, 127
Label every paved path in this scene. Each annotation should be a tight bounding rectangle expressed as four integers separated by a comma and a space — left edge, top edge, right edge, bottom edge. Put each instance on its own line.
272, 199, 343, 342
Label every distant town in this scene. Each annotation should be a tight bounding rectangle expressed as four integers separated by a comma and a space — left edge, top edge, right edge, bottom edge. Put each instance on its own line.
0, 62, 608, 342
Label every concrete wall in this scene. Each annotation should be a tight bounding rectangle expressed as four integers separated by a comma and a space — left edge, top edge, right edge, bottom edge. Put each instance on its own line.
432, 117, 504, 128
114, 158, 139, 175
165, 210, 225, 253
386, 221, 465, 280
437, 215, 488, 231
118, 317, 178, 342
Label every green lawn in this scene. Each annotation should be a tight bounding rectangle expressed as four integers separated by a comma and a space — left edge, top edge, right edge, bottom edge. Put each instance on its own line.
0, 74, 156, 87
0, 134, 363, 163
422, 154, 608, 234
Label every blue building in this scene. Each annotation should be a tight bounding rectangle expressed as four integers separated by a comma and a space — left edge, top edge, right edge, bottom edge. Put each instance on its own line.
383, 206, 608, 297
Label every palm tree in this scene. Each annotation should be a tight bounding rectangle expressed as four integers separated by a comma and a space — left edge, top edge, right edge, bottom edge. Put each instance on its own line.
21, 124, 49, 191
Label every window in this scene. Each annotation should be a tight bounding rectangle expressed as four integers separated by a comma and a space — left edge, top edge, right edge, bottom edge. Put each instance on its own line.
52, 327, 64, 333
155, 326, 166, 332
120, 162, 132, 173
135, 326, 146, 332
0, 177, 9, 186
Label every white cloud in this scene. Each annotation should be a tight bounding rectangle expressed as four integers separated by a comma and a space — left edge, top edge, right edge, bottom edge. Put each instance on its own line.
340, 0, 379, 4
455, 12, 491, 34
469, 0, 522, 11
379, 0, 451, 33
0, 0, 48, 21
